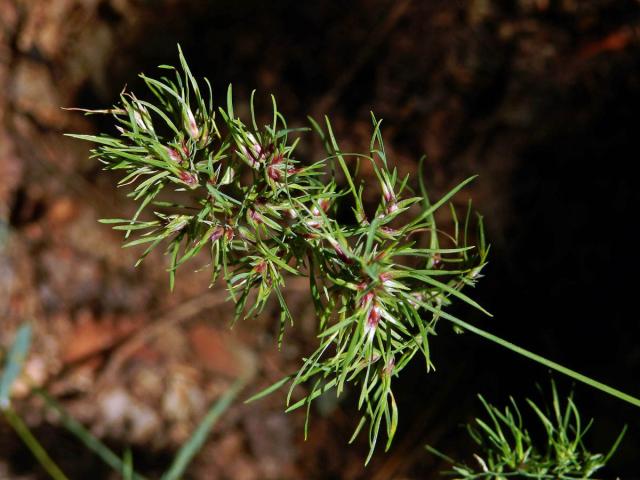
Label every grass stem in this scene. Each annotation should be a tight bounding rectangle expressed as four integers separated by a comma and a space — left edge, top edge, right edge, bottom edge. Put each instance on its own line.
3, 408, 69, 480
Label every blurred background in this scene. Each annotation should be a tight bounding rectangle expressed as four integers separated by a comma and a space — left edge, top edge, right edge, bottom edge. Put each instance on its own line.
1, 0, 640, 478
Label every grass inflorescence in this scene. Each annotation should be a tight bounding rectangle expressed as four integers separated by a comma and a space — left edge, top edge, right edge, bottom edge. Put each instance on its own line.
428, 383, 627, 479
69, 46, 489, 461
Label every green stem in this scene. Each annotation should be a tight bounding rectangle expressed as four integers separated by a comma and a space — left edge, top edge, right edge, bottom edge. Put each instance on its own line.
35, 390, 147, 480
442, 314, 640, 408
3, 408, 69, 480
161, 377, 247, 480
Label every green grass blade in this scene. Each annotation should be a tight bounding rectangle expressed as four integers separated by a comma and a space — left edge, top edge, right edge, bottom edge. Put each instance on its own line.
424, 444, 458, 465
411, 175, 477, 227
161, 378, 245, 480
418, 156, 440, 253
35, 390, 147, 480
3, 408, 69, 480
604, 424, 628, 463
439, 312, 640, 408
123, 448, 134, 480
1, 324, 69, 479
245, 376, 291, 403
226, 84, 234, 119
323, 116, 365, 219
0, 323, 32, 409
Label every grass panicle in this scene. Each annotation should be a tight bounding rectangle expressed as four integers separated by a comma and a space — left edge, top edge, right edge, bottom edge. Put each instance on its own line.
69, 46, 637, 464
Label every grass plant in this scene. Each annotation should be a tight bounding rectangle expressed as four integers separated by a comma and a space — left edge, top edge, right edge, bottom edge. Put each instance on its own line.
427, 383, 627, 479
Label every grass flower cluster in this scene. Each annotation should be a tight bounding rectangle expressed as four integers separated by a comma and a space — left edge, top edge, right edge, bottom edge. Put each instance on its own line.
428, 384, 626, 479
70, 47, 489, 461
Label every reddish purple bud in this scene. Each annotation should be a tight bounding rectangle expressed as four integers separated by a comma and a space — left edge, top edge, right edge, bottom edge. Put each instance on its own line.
360, 290, 374, 308
254, 261, 267, 274
329, 239, 350, 263
379, 272, 393, 284
165, 146, 181, 163
210, 226, 224, 242
178, 170, 198, 187
312, 198, 330, 217
319, 198, 331, 212
382, 182, 395, 204
366, 303, 381, 340
248, 209, 263, 224
267, 154, 299, 182
267, 164, 282, 181
183, 107, 199, 139
305, 218, 322, 228
270, 153, 283, 166
224, 225, 234, 241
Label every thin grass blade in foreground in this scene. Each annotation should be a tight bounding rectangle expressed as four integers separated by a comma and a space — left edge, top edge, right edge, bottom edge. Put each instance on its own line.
29, 319, 253, 480
1, 324, 69, 480
3, 408, 69, 480
36, 389, 147, 480
0, 323, 31, 408
162, 378, 247, 480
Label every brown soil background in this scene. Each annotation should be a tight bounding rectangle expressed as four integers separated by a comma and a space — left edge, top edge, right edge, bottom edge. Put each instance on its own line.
1, 0, 640, 478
